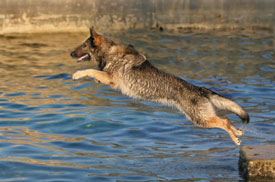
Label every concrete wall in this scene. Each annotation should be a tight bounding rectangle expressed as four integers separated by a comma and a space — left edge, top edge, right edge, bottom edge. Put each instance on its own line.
0, 0, 274, 34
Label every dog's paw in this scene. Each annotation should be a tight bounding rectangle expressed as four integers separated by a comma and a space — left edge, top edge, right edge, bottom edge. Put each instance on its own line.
236, 138, 241, 146
232, 137, 241, 146
230, 133, 241, 146
235, 129, 244, 136
72, 71, 86, 80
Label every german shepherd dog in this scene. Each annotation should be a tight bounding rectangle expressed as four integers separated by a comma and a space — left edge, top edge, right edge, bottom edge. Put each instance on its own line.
71, 28, 249, 145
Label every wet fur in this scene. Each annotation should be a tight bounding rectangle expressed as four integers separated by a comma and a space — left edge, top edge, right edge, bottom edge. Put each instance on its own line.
71, 28, 249, 145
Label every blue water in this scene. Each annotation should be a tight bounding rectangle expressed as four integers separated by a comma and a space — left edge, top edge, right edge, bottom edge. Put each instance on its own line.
0, 31, 274, 181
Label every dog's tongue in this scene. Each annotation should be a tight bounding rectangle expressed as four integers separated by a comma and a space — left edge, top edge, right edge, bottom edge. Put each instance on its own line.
77, 54, 89, 62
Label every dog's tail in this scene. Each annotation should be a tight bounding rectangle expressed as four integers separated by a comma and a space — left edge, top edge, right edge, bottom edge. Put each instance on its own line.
209, 94, 249, 123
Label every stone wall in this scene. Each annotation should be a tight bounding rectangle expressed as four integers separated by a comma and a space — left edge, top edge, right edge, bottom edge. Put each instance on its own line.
0, 0, 274, 34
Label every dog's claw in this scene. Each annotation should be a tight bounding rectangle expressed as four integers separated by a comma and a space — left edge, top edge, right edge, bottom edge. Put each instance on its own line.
231, 134, 242, 146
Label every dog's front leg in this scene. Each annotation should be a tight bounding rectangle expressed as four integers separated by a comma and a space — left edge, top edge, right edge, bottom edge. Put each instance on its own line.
72, 69, 117, 88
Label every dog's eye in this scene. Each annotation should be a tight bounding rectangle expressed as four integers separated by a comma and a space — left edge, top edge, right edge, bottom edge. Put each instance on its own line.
82, 43, 88, 48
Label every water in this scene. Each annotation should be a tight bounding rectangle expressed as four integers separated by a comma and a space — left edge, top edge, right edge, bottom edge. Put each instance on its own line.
0, 30, 274, 181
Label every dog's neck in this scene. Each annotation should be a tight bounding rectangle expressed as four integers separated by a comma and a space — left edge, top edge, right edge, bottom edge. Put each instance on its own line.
97, 58, 106, 71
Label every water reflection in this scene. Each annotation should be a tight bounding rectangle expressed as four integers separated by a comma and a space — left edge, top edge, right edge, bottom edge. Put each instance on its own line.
1, 156, 90, 169
0, 126, 88, 168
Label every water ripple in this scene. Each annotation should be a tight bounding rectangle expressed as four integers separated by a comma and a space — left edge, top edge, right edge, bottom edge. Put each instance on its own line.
0, 31, 274, 181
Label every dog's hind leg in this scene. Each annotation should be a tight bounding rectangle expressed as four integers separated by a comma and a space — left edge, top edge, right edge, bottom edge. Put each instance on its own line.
203, 116, 241, 145
72, 69, 117, 88
228, 120, 244, 136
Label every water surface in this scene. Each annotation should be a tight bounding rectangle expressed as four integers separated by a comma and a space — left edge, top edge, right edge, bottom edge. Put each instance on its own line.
0, 30, 274, 181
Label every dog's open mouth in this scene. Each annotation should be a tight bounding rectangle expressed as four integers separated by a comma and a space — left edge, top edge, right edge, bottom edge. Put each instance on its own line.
77, 54, 90, 63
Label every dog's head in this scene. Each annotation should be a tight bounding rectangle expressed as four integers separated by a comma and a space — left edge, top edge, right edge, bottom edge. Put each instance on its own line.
71, 27, 114, 68
71, 27, 147, 70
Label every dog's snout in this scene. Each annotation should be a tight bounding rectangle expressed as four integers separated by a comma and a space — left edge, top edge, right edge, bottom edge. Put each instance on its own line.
71, 51, 77, 58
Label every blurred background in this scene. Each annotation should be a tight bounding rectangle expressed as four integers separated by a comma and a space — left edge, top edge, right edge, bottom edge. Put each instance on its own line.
0, 0, 274, 33
0, 0, 274, 182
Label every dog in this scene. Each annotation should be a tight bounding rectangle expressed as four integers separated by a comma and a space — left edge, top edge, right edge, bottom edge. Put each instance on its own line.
71, 27, 249, 145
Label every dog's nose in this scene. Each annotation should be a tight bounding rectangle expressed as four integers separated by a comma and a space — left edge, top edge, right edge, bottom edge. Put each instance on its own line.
71, 52, 76, 58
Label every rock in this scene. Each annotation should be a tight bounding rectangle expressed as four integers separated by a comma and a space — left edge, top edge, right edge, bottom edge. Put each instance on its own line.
239, 145, 275, 180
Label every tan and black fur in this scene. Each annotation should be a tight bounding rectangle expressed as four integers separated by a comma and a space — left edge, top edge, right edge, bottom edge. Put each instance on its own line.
71, 28, 249, 145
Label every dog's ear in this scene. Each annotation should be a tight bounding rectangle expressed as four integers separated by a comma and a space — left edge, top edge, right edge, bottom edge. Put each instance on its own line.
90, 27, 102, 47
90, 26, 98, 37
